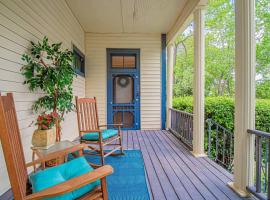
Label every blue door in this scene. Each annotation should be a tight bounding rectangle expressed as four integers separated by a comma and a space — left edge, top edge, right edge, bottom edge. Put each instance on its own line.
107, 49, 140, 130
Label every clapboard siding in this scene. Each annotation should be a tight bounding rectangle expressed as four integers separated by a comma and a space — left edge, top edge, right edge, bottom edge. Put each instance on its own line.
85, 33, 161, 130
0, 0, 85, 195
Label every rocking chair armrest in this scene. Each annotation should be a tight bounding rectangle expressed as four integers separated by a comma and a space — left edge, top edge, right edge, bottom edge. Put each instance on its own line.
99, 124, 123, 128
80, 130, 102, 133
26, 144, 88, 168
25, 165, 113, 200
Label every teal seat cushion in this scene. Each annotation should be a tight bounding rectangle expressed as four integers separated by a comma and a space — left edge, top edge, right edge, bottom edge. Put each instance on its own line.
82, 129, 118, 141
29, 157, 100, 200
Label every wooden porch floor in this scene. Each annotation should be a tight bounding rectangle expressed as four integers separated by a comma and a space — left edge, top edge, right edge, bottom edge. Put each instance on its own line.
118, 130, 252, 200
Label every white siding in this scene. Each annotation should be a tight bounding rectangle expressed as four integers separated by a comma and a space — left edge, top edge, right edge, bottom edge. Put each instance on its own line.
85, 33, 161, 130
0, 0, 85, 195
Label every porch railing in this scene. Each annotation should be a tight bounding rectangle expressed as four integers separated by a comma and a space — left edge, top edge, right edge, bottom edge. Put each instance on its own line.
169, 109, 234, 172
206, 119, 234, 172
169, 108, 193, 150
247, 129, 270, 200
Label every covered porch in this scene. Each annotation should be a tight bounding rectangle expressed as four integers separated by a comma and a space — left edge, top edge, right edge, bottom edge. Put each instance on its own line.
0, 0, 262, 199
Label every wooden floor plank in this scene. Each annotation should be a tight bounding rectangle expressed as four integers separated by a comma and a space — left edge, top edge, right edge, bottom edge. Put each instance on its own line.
122, 130, 128, 150
135, 130, 166, 200
145, 130, 193, 200
140, 130, 179, 200
149, 130, 204, 200
127, 130, 133, 150
162, 131, 243, 200
132, 130, 140, 149
155, 131, 218, 200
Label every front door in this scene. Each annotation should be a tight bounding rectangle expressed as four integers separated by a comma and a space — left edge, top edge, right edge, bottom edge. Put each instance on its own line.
107, 49, 140, 130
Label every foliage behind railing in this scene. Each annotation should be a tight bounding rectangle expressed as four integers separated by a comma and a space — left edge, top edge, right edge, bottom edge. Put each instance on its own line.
206, 119, 234, 172
169, 108, 193, 150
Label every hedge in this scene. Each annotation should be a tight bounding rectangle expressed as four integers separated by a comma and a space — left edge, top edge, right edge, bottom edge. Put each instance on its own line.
173, 96, 270, 132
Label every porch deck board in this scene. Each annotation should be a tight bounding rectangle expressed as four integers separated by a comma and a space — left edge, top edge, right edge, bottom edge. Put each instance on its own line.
122, 130, 252, 200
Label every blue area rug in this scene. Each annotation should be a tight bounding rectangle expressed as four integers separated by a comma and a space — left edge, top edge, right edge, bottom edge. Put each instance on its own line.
84, 150, 150, 200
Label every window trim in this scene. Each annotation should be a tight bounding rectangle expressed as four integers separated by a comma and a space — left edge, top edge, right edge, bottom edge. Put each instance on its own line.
73, 45, 85, 77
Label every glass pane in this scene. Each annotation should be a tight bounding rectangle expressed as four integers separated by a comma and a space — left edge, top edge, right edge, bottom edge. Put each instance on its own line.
113, 111, 134, 128
124, 56, 135, 68
113, 75, 134, 104
112, 56, 123, 68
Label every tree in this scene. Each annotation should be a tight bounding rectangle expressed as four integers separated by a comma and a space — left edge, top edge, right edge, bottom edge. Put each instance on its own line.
173, 0, 270, 99
21, 37, 76, 141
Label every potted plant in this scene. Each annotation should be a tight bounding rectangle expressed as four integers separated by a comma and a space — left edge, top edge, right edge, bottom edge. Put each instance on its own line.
21, 37, 75, 142
32, 112, 59, 148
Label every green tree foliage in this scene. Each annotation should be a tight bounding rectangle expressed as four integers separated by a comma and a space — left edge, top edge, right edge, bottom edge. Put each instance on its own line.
21, 37, 75, 116
173, 96, 270, 133
174, 0, 270, 99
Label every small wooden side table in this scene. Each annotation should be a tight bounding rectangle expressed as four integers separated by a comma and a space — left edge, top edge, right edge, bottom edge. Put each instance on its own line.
31, 140, 76, 172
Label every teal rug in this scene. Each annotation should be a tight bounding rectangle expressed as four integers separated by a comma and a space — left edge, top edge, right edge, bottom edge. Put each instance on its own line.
83, 150, 150, 200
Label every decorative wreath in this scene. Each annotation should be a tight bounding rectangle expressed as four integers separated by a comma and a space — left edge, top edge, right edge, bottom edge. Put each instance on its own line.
117, 76, 130, 88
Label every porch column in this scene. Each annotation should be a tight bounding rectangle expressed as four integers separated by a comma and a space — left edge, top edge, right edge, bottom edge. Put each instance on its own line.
228, 0, 255, 196
166, 43, 175, 129
192, 6, 206, 157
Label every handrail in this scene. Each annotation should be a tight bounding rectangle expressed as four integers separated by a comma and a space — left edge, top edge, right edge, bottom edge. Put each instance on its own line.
206, 119, 234, 172
247, 129, 270, 200
169, 108, 193, 150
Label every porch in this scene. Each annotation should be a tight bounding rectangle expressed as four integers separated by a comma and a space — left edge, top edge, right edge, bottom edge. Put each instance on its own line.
0, 0, 262, 199
113, 130, 253, 200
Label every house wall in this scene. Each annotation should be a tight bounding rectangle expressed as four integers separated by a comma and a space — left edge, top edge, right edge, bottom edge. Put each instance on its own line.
85, 33, 161, 130
0, 0, 85, 195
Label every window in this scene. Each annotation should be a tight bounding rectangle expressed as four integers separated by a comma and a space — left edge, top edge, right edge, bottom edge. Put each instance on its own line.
73, 45, 85, 76
111, 55, 136, 68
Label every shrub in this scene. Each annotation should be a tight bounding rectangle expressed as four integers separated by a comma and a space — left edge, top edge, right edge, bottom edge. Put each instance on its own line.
173, 96, 270, 132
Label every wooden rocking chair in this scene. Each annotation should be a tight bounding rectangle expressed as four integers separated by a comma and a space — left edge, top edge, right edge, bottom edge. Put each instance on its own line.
75, 97, 124, 165
0, 93, 113, 200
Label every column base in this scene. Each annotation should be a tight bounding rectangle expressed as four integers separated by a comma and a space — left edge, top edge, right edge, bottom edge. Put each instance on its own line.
191, 151, 207, 158
227, 182, 251, 197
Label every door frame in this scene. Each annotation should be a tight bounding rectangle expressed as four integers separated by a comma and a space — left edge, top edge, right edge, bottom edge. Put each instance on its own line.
106, 48, 141, 130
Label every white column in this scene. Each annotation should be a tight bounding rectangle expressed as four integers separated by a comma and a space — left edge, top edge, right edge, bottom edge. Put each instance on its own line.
166, 44, 175, 129
192, 6, 206, 157
228, 0, 255, 196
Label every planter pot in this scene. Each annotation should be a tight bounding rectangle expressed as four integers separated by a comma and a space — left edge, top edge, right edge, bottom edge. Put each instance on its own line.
32, 127, 56, 149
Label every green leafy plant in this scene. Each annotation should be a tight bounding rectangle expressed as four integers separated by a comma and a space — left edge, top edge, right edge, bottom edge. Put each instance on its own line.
21, 37, 76, 141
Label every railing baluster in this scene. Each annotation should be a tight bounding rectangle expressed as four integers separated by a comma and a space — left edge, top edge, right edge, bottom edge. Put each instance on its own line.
169, 108, 193, 150
215, 125, 219, 161
256, 135, 262, 193
265, 144, 268, 193
266, 138, 270, 199
222, 129, 226, 164
208, 120, 212, 157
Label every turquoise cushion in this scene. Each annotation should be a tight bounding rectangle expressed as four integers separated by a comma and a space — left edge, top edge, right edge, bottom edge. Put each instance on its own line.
29, 157, 100, 200
82, 129, 118, 141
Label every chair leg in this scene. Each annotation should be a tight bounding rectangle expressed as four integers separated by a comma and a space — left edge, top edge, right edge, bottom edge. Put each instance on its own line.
99, 141, 105, 165
101, 177, 108, 200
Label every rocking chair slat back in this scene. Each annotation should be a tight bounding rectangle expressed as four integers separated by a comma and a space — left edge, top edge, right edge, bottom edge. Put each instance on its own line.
76, 97, 100, 135
0, 93, 28, 199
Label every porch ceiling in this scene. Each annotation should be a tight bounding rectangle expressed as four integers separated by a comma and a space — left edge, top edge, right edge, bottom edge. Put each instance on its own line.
65, 0, 187, 33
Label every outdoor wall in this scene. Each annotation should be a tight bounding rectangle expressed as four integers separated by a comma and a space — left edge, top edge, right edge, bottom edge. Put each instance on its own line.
0, 0, 85, 195
85, 33, 161, 130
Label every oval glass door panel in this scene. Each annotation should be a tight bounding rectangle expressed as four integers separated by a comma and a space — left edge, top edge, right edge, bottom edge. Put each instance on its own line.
113, 75, 134, 104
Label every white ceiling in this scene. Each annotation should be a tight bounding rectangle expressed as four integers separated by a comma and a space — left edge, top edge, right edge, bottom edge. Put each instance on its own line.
66, 0, 187, 33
